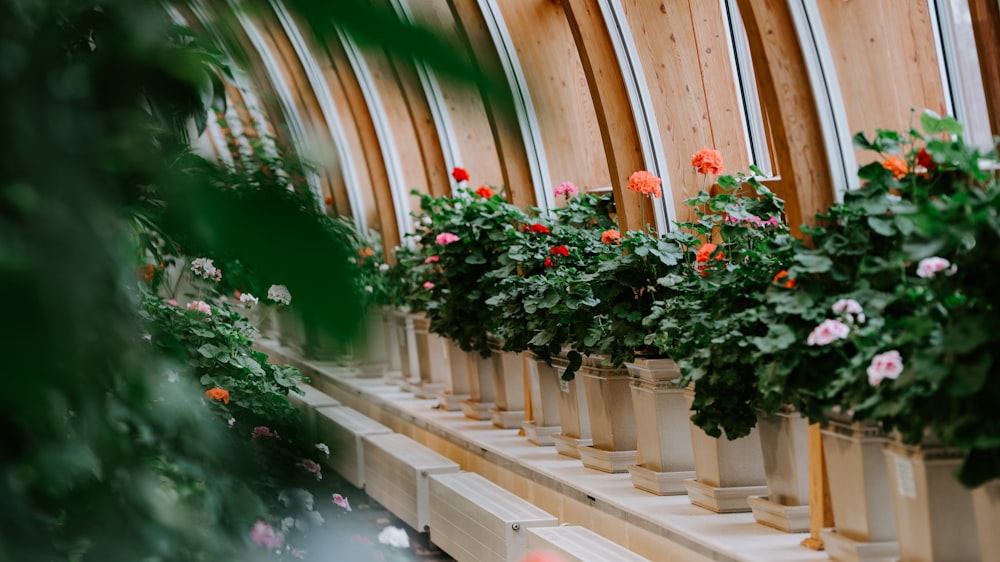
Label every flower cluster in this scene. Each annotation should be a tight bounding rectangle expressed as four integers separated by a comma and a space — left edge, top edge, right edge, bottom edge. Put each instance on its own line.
267, 284, 292, 305
724, 214, 781, 228
627, 170, 662, 198
191, 257, 222, 282
186, 300, 212, 315
554, 181, 579, 198
691, 148, 723, 175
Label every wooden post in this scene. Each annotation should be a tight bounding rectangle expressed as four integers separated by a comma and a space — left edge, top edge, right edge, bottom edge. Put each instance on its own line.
801, 423, 834, 550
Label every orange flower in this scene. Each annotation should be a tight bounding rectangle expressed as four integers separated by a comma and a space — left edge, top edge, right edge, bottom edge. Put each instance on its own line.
882, 156, 908, 179
358, 247, 375, 258
601, 229, 621, 244
136, 264, 155, 283
324, 196, 333, 206
204, 387, 230, 404
695, 243, 725, 277
475, 185, 494, 198
627, 170, 662, 198
773, 269, 796, 289
691, 149, 724, 175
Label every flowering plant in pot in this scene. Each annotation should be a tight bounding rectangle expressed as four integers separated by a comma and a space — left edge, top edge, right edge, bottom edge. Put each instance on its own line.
412, 185, 528, 356
645, 164, 791, 440
485, 190, 617, 377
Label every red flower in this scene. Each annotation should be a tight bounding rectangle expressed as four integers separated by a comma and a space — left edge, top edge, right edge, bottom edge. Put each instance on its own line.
601, 229, 621, 244
695, 243, 725, 276
528, 223, 550, 234
773, 269, 796, 289
543, 257, 554, 268
475, 185, 494, 198
691, 149, 724, 175
549, 245, 569, 257
916, 148, 933, 170
451, 167, 469, 182
324, 196, 333, 206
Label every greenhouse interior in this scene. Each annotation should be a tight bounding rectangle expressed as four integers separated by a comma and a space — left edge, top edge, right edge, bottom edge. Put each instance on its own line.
4, 0, 1000, 560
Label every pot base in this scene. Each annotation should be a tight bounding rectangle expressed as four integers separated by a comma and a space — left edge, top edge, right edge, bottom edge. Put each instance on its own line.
552, 433, 592, 459
819, 528, 899, 562
436, 391, 470, 412
415, 382, 448, 400
489, 407, 525, 429
522, 422, 560, 446
355, 362, 387, 379
460, 399, 494, 421
627, 463, 695, 495
683, 479, 767, 513
746, 495, 810, 533
578, 445, 637, 473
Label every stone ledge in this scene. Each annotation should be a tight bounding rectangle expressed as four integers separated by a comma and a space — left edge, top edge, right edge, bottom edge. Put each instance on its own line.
261, 341, 827, 562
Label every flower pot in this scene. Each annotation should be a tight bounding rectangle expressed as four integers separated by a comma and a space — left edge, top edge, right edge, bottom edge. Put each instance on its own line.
625, 358, 695, 495
551, 357, 592, 458
436, 339, 471, 411
682, 385, 767, 513
746, 408, 810, 532
353, 309, 389, 379
459, 351, 496, 421
411, 314, 450, 398
398, 312, 422, 392
818, 414, 898, 562
883, 437, 979, 561
522, 351, 563, 446
578, 359, 638, 473
381, 307, 405, 385
487, 337, 526, 429
973, 479, 1000, 562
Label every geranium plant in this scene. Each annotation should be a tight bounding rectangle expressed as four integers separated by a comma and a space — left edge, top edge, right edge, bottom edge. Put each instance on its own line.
646, 161, 791, 439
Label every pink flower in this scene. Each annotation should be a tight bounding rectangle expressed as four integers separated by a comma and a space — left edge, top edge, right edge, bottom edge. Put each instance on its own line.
832, 298, 865, 324
867, 350, 904, 386
186, 300, 211, 315
300, 459, 322, 481
253, 426, 278, 439
250, 521, 284, 550
423, 281, 435, 290
435, 232, 459, 245
332, 493, 352, 512
806, 319, 850, 346
424, 255, 440, 263
554, 181, 579, 198
167, 299, 178, 306
724, 215, 740, 224
916, 257, 955, 279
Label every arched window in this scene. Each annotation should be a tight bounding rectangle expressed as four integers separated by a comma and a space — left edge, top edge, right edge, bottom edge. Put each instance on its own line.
722, 0, 774, 177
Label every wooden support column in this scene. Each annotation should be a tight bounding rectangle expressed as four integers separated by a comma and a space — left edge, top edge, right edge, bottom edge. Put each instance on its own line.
561, 0, 648, 232
969, 0, 1000, 140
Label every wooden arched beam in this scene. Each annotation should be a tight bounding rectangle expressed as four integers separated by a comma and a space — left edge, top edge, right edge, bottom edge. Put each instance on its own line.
735, 0, 834, 230
447, 0, 542, 209
561, 0, 649, 232
969, 0, 1000, 140
494, 0, 610, 205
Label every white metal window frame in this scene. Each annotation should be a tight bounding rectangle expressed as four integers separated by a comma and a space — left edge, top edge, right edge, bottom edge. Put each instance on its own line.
596, 0, 674, 232
786, 0, 859, 200
337, 31, 413, 238
271, 0, 368, 230
477, 0, 554, 214
386, 0, 464, 178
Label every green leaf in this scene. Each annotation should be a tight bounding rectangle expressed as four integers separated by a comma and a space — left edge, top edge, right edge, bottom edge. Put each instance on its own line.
752, 324, 797, 353
793, 253, 833, 273
197, 344, 221, 358
866, 216, 895, 236
921, 109, 964, 136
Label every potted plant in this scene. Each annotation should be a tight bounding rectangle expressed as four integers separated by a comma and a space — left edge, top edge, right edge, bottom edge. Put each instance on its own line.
646, 158, 789, 513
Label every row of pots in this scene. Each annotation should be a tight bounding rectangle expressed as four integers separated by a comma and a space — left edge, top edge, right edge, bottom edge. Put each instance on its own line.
281, 307, 998, 562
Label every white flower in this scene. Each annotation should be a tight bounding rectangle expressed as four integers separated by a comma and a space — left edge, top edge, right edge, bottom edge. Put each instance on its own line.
916, 257, 954, 279
142, 333, 152, 342
315, 443, 329, 456
377, 526, 410, 549
806, 319, 851, 346
379, 263, 390, 272
167, 371, 179, 383
227, 416, 236, 427
364, 285, 374, 293
421, 216, 432, 226
867, 350, 904, 386
191, 257, 222, 282
267, 285, 292, 305
240, 293, 259, 308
